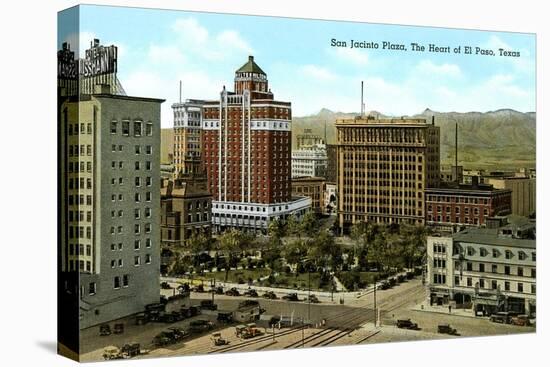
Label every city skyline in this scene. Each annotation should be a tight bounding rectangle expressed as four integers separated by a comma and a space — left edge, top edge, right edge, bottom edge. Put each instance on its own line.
58, 5, 535, 128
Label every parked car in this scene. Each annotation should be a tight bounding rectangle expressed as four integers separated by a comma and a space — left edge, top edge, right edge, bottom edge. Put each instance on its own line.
152, 328, 188, 347
217, 311, 234, 324
244, 289, 259, 297
189, 319, 214, 333
225, 288, 241, 296
99, 324, 111, 336
490, 312, 518, 324
191, 284, 205, 293
379, 280, 391, 290
238, 299, 260, 308
211, 332, 228, 346
210, 286, 224, 295
160, 281, 172, 289
262, 291, 278, 299
113, 323, 124, 334
200, 300, 218, 311
306, 294, 320, 303
282, 293, 300, 301
396, 319, 418, 330
510, 314, 531, 326
437, 324, 458, 335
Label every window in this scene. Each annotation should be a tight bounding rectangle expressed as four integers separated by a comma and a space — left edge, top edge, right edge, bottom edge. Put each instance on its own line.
135, 161, 141, 170
146, 192, 151, 201
146, 177, 152, 186
466, 262, 472, 271
517, 267, 524, 276
517, 283, 523, 293
134, 224, 140, 234
122, 121, 130, 136
146, 122, 153, 136
110, 121, 117, 134
532, 252, 536, 261
518, 251, 526, 260
146, 161, 152, 170
145, 223, 151, 233
479, 279, 485, 288
135, 193, 141, 202
145, 207, 151, 218
531, 269, 536, 278
118, 259, 123, 267
480, 248, 488, 257
88, 282, 96, 295
134, 239, 141, 250
505, 250, 512, 259
123, 275, 129, 287
454, 276, 460, 286
135, 177, 141, 187
146, 238, 152, 248
479, 264, 485, 273
134, 256, 141, 266
135, 145, 141, 154
134, 208, 140, 219
134, 121, 142, 137
145, 145, 152, 154
145, 254, 152, 264
504, 266, 510, 275
492, 264, 497, 273
467, 247, 474, 256
491, 280, 497, 290
111, 260, 116, 268
531, 284, 536, 294
505, 281, 510, 291
492, 249, 499, 258
114, 276, 120, 289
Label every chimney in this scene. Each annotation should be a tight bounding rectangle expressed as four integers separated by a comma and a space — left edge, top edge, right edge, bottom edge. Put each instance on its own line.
249, 55, 254, 62
432, 115, 435, 125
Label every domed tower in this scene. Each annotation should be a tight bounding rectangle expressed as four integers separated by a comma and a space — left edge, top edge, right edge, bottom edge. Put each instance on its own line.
234, 56, 272, 98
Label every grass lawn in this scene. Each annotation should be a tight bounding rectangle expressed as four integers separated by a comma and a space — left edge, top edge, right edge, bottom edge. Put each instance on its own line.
190, 268, 271, 284
257, 272, 335, 292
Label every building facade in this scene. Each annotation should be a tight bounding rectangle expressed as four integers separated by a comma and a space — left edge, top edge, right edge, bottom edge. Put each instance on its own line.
426, 219, 536, 316
291, 177, 326, 214
425, 181, 512, 231
325, 144, 338, 183
172, 99, 205, 176
291, 143, 328, 178
60, 90, 163, 329
160, 176, 212, 247
486, 177, 536, 217
336, 116, 440, 231
200, 56, 310, 233
296, 128, 324, 149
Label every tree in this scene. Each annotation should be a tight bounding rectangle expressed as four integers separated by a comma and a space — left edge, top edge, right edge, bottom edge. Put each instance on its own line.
282, 239, 308, 270
300, 211, 317, 237
218, 229, 243, 282
268, 218, 285, 238
187, 232, 210, 255
286, 213, 300, 238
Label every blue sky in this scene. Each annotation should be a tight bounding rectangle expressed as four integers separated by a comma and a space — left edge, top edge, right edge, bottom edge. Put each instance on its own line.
58, 5, 536, 127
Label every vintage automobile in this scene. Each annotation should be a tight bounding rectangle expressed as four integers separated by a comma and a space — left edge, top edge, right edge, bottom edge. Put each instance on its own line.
189, 319, 214, 333
160, 281, 172, 289
437, 324, 458, 335
152, 328, 189, 347
282, 293, 300, 301
396, 319, 419, 330
244, 289, 259, 297
113, 323, 124, 334
306, 294, 320, 303
490, 312, 517, 324
262, 291, 278, 299
200, 300, 218, 311
235, 323, 261, 339
99, 324, 111, 336
217, 311, 234, 324
120, 343, 141, 358
238, 299, 260, 308
378, 280, 391, 290
510, 314, 531, 326
102, 346, 122, 360
191, 284, 205, 293
225, 287, 241, 296
210, 286, 224, 295
210, 332, 228, 346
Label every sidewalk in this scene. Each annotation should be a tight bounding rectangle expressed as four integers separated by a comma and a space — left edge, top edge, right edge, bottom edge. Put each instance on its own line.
411, 302, 486, 319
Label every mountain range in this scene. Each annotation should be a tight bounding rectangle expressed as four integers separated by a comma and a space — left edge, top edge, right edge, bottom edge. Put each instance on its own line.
161, 108, 536, 170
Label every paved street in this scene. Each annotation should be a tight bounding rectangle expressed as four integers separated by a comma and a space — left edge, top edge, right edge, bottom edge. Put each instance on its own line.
79, 277, 534, 362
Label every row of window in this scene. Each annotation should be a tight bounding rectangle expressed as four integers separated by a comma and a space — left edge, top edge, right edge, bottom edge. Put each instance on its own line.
110, 120, 153, 137
109, 223, 152, 235
110, 192, 152, 202
68, 122, 92, 135
463, 262, 535, 277
110, 238, 152, 251
110, 254, 152, 269
110, 161, 153, 170
457, 276, 536, 294
68, 144, 92, 157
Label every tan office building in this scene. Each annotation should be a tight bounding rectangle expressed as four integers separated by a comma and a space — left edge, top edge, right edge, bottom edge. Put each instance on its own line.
486, 177, 536, 217
336, 116, 440, 231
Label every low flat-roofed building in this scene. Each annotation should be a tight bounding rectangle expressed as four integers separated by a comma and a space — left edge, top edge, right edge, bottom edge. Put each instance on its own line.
291, 176, 326, 214
425, 179, 511, 231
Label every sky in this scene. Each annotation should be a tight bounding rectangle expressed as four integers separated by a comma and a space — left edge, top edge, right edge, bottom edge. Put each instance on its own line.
58, 5, 536, 127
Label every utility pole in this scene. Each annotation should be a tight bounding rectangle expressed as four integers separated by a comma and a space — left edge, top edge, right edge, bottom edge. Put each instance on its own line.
374, 281, 378, 327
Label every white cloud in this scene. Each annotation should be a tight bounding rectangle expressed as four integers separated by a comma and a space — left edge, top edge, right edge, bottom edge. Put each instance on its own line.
300, 64, 337, 81
331, 47, 369, 66
415, 60, 462, 78
148, 44, 186, 65
216, 30, 254, 54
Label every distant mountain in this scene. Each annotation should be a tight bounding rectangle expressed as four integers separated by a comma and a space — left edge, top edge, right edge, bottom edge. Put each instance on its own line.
160, 108, 536, 169
292, 108, 536, 169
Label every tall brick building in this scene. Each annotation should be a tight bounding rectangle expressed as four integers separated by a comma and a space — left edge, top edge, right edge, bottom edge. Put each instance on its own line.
200, 56, 310, 233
